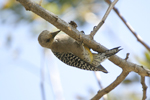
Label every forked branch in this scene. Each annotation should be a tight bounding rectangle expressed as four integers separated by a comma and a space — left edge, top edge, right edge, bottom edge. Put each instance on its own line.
90, 0, 118, 38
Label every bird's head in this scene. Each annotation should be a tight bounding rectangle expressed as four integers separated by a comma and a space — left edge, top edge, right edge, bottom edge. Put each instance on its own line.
38, 30, 60, 48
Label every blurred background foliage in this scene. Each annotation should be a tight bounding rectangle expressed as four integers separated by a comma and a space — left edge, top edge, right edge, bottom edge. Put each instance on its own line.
137, 51, 150, 69
1, 0, 105, 30
0, 0, 150, 100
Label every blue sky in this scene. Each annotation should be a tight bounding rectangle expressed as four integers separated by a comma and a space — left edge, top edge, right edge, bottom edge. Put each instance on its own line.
0, 0, 150, 100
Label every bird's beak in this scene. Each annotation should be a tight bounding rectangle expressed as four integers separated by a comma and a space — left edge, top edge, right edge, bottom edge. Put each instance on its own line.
51, 30, 61, 38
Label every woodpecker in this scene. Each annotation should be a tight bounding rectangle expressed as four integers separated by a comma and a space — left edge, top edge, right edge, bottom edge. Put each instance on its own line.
38, 30, 122, 73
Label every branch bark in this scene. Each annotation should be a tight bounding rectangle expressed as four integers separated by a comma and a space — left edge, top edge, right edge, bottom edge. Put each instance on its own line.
141, 76, 147, 100
16, 0, 150, 77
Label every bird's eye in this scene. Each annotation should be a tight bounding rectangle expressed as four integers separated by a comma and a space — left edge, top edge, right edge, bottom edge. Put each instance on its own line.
46, 38, 50, 42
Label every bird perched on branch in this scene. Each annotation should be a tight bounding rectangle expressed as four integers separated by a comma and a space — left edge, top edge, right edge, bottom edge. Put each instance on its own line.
38, 30, 121, 73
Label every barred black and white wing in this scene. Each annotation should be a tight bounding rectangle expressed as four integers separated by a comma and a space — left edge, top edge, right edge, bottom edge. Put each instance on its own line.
53, 52, 108, 73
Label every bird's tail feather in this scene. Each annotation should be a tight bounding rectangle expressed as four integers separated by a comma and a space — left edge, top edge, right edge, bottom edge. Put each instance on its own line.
104, 46, 122, 57
92, 46, 122, 67
97, 64, 108, 73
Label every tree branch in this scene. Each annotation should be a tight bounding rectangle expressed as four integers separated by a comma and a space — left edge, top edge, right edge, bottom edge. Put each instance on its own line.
141, 76, 147, 100
40, 81, 46, 100
89, 0, 118, 38
16, 0, 150, 77
94, 72, 104, 89
91, 70, 129, 100
105, 0, 150, 52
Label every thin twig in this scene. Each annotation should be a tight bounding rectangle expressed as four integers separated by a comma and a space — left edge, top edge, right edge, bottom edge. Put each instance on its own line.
124, 53, 130, 60
94, 72, 103, 89
45, 51, 65, 100
90, 0, 118, 38
40, 82, 46, 100
105, 0, 150, 52
141, 76, 147, 100
40, 49, 46, 100
94, 72, 106, 100
91, 70, 129, 100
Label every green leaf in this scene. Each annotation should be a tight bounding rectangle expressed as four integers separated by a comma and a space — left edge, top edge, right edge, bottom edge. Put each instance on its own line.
123, 79, 132, 84
145, 51, 150, 62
